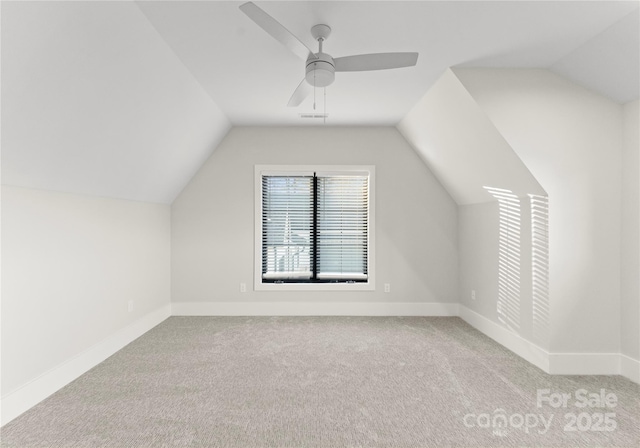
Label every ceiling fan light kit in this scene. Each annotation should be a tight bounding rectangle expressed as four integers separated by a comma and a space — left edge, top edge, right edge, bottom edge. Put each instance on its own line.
306, 54, 335, 88
240, 2, 418, 107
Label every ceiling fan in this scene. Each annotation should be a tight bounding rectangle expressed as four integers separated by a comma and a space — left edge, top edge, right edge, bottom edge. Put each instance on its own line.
239, 2, 419, 107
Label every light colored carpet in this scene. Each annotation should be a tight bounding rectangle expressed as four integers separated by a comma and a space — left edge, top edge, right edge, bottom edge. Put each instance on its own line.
1, 316, 638, 447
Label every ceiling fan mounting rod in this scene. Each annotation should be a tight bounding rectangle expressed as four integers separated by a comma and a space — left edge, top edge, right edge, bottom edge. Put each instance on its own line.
311, 24, 331, 46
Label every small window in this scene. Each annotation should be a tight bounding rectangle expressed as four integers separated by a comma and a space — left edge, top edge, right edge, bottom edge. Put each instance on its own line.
255, 166, 375, 291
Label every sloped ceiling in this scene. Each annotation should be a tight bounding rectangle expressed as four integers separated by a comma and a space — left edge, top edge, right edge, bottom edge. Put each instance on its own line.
1, 1, 231, 204
1, 1, 638, 204
550, 9, 639, 103
398, 69, 546, 205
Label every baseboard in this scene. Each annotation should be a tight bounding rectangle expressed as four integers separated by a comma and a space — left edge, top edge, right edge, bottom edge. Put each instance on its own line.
547, 353, 621, 375
0, 304, 171, 427
171, 301, 460, 316
619, 354, 640, 383
457, 305, 640, 383
458, 305, 550, 372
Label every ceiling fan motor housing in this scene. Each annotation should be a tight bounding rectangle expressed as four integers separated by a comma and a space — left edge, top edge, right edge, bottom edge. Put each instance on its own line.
306, 53, 335, 87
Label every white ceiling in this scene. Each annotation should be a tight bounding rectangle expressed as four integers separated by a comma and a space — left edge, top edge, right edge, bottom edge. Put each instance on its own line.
137, 0, 639, 125
2, 1, 638, 203
2, 1, 231, 203
550, 9, 639, 103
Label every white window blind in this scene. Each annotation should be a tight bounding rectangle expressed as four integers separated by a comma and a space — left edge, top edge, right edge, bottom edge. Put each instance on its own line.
261, 172, 369, 283
316, 174, 368, 280
261, 176, 313, 280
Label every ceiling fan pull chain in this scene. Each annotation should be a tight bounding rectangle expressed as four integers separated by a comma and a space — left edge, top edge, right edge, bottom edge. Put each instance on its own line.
324, 87, 327, 125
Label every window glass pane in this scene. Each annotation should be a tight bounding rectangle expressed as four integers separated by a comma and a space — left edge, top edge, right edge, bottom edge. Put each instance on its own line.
316, 175, 368, 280
262, 176, 313, 280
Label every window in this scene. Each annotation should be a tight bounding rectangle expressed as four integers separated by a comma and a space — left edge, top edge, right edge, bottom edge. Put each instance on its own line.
255, 166, 375, 291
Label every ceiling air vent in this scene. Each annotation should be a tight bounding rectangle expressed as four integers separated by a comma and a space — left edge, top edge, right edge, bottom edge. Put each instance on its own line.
299, 114, 328, 119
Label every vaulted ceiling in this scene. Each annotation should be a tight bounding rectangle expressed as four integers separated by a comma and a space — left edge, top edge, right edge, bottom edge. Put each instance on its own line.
2, 1, 638, 203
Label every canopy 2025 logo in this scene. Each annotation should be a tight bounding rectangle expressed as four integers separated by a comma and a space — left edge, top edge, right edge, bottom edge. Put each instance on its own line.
462, 388, 619, 437
537, 388, 617, 432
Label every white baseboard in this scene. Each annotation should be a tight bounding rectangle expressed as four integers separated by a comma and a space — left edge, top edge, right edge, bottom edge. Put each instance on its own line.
458, 305, 640, 384
458, 305, 550, 373
547, 353, 621, 375
620, 354, 640, 383
171, 301, 460, 317
0, 304, 171, 426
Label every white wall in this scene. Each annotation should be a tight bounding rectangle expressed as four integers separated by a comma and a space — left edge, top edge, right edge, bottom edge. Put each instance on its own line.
458, 197, 544, 348
398, 68, 549, 348
458, 201, 499, 317
621, 100, 639, 364
171, 127, 458, 308
1, 186, 171, 407
455, 68, 623, 355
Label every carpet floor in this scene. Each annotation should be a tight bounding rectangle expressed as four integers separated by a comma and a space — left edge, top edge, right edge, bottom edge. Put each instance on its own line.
1, 316, 639, 447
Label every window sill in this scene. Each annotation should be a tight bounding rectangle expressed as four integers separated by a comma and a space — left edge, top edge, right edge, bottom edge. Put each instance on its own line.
254, 281, 375, 292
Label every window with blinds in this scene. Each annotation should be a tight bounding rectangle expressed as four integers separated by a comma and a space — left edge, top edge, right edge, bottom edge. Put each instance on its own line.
261, 176, 314, 280
260, 171, 370, 283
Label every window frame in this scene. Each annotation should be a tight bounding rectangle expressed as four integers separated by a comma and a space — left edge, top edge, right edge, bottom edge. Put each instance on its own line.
254, 165, 375, 291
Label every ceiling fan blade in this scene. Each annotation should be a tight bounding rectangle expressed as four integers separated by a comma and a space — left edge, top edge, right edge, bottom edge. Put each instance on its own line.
240, 2, 315, 61
287, 78, 312, 107
334, 52, 418, 72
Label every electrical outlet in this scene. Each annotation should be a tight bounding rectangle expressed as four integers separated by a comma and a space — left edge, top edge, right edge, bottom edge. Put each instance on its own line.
128, 300, 134, 312
240, 283, 247, 293
384, 283, 391, 293
471, 290, 476, 300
